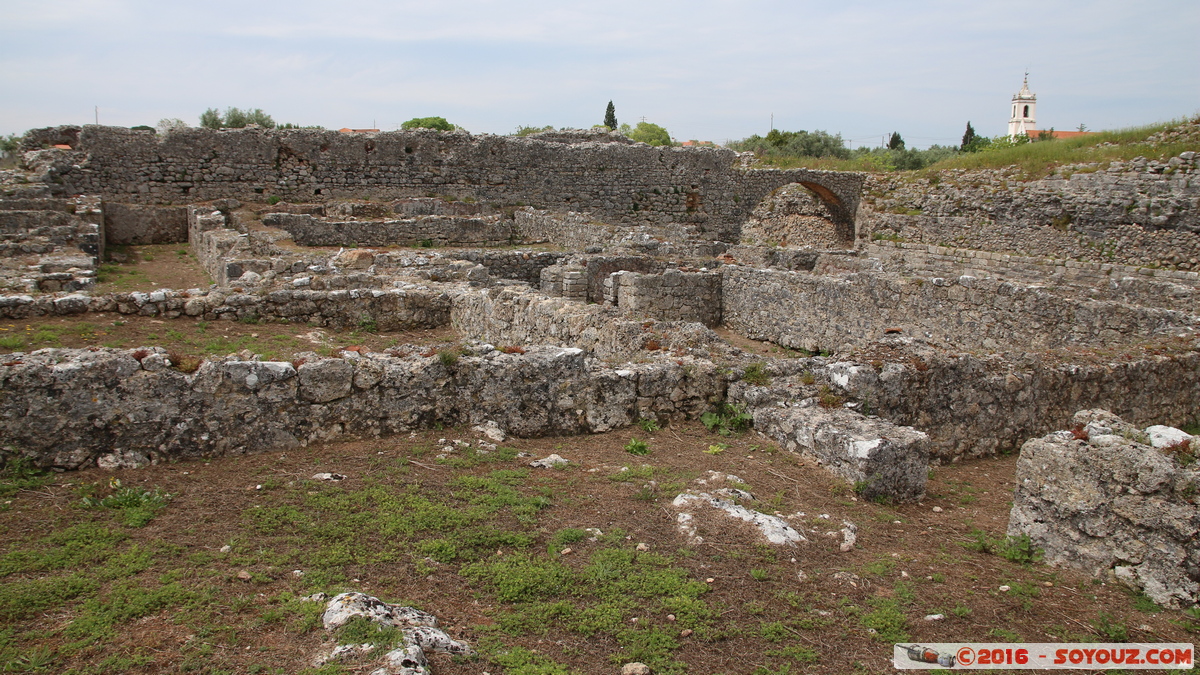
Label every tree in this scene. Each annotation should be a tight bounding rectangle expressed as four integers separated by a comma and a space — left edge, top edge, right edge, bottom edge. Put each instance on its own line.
199, 107, 276, 129
727, 129, 850, 159
888, 132, 905, 151
603, 101, 617, 130
401, 117, 455, 131
199, 108, 222, 129
961, 122, 976, 151
1037, 127, 1057, 142
627, 121, 671, 146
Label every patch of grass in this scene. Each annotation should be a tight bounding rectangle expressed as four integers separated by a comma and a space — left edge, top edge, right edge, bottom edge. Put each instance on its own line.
335, 615, 405, 647
861, 597, 909, 642
742, 361, 770, 386
80, 482, 172, 527
750, 569, 770, 582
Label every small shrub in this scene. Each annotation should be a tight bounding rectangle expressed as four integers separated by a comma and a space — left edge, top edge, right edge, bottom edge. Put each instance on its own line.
438, 350, 459, 368
167, 352, 203, 374
266, 195, 281, 205
750, 569, 770, 582
701, 403, 752, 436
1070, 423, 1090, 441
999, 534, 1043, 565
624, 438, 650, 456
636, 418, 660, 433
500, 345, 526, 354
817, 385, 845, 409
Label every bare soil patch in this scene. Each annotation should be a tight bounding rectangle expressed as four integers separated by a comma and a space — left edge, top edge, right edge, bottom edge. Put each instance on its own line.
1, 422, 1193, 675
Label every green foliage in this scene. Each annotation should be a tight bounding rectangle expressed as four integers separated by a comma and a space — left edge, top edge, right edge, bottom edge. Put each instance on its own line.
0, 456, 52, 498
438, 349, 459, 368
0, 133, 21, 157
461, 553, 573, 602
485, 644, 574, 675
401, 117, 455, 131
861, 597, 909, 642
515, 125, 554, 136
80, 483, 172, 527
961, 122, 977, 151
200, 107, 276, 129
604, 101, 617, 130
1091, 611, 1129, 642
700, 402, 752, 436
636, 417, 660, 433
888, 132, 905, 150
266, 195, 282, 205
742, 361, 770, 386
998, 534, 1043, 565
626, 122, 672, 147
624, 438, 650, 456
335, 615, 405, 647
729, 129, 851, 160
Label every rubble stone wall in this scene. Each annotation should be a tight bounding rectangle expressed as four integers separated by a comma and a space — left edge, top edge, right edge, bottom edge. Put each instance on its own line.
863, 151, 1200, 269
46, 126, 863, 241
721, 265, 1200, 353
614, 269, 722, 327
0, 346, 725, 470
820, 350, 1200, 461
261, 212, 516, 248
103, 203, 187, 245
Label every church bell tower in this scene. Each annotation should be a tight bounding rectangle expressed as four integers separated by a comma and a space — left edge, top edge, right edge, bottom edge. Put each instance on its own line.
1008, 72, 1037, 139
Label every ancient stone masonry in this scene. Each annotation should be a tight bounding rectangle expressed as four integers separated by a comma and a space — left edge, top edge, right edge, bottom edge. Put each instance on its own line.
4, 121, 1200, 513
37, 125, 863, 242
863, 143, 1200, 270
0, 345, 724, 471
1008, 410, 1200, 608
721, 265, 1199, 353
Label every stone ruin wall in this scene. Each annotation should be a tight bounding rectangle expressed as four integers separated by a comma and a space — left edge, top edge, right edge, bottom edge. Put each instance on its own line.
32, 125, 863, 243
862, 150, 1200, 270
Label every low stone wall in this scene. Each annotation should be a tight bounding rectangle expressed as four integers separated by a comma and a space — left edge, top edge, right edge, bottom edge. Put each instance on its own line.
0, 285, 452, 330
820, 346, 1200, 461
103, 203, 187, 244
446, 250, 569, 283
613, 269, 722, 327
1008, 410, 1199, 608
0, 346, 725, 470
262, 213, 516, 248
868, 240, 1200, 314
721, 265, 1200, 353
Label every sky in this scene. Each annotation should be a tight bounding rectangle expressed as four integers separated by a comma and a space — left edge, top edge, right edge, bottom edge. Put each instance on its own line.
1, 0, 1197, 149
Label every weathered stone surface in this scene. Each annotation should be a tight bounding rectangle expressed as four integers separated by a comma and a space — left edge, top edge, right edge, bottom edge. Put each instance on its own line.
747, 401, 929, 502
322, 592, 437, 631
299, 359, 353, 402
1008, 410, 1200, 608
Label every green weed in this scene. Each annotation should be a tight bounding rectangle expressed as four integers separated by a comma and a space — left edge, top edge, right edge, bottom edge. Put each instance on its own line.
624, 438, 650, 456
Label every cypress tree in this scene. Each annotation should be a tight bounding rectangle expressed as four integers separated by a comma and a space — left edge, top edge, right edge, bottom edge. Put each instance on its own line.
604, 101, 617, 130
961, 122, 977, 151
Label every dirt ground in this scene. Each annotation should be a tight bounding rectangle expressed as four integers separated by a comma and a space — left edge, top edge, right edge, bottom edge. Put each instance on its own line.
2, 421, 1194, 675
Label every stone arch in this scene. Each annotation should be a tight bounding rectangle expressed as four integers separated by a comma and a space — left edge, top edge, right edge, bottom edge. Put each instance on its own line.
742, 182, 853, 249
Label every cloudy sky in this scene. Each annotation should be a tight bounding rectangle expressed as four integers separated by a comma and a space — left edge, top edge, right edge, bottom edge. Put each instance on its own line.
1, 0, 1196, 148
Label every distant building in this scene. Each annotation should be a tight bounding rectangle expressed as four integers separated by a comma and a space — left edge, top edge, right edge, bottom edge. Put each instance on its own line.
1007, 74, 1037, 139
1007, 74, 1097, 141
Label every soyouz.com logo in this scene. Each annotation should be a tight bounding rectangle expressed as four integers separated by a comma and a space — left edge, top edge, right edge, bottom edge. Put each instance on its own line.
894, 643, 1194, 669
